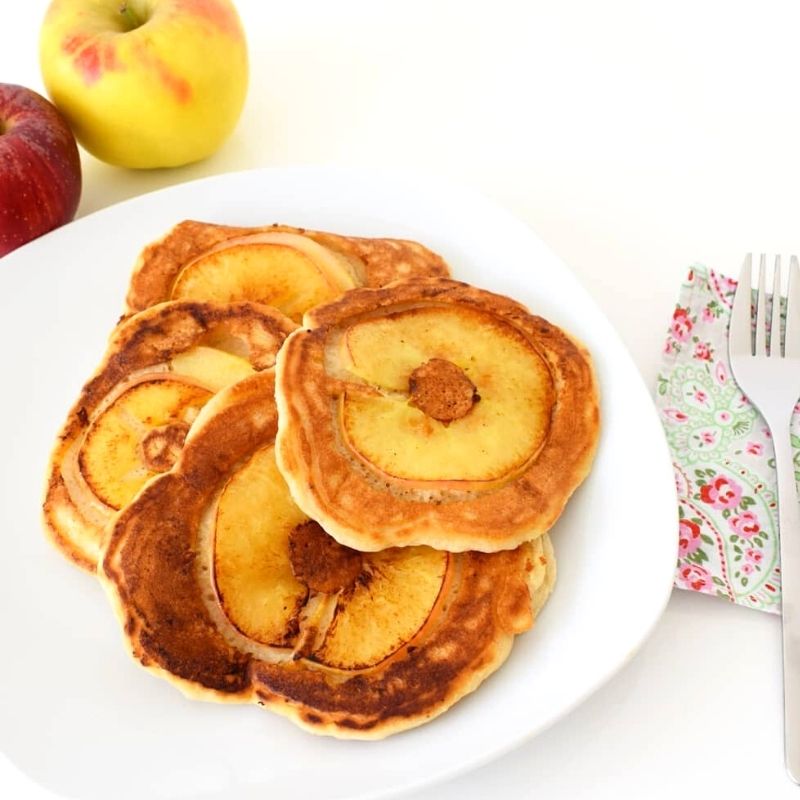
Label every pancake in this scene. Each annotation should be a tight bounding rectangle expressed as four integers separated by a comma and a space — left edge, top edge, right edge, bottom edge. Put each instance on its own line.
43, 301, 296, 571
125, 221, 451, 322
100, 371, 555, 739
275, 278, 600, 553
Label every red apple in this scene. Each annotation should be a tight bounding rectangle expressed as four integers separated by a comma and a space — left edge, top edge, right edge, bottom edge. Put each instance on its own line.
0, 84, 82, 258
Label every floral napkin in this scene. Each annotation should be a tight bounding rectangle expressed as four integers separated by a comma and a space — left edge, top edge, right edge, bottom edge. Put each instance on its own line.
655, 265, 800, 612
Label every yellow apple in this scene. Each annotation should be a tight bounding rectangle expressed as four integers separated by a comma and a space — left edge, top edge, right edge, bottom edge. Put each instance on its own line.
39, 0, 248, 169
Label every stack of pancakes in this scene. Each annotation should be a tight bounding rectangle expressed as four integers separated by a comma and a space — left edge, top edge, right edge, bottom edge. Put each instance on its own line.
43, 221, 599, 738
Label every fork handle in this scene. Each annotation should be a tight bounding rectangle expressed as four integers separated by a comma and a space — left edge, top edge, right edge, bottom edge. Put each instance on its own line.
773, 428, 800, 783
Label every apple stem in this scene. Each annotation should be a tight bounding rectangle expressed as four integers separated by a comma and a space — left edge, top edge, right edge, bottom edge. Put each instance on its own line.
119, 2, 142, 31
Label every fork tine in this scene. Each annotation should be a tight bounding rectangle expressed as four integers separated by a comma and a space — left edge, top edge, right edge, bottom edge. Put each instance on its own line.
730, 254, 753, 356
786, 255, 800, 358
772, 256, 783, 357
756, 254, 768, 356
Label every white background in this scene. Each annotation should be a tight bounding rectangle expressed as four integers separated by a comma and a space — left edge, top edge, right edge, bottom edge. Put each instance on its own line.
2, 0, 799, 797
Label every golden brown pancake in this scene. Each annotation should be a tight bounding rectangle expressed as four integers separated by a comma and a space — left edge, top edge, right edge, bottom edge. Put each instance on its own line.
275, 278, 600, 553
125, 221, 451, 322
100, 371, 555, 739
43, 301, 296, 571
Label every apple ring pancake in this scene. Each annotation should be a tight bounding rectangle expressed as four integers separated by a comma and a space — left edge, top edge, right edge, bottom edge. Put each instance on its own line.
43, 300, 295, 571
100, 371, 555, 739
275, 278, 600, 553
125, 221, 451, 322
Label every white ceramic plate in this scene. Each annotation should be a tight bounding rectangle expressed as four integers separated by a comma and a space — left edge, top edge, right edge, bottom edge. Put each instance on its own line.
0, 167, 676, 800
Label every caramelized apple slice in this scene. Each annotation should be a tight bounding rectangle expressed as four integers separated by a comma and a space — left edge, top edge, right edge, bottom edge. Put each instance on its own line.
170, 232, 357, 322
77, 347, 255, 511
169, 345, 256, 391
79, 379, 212, 509
313, 546, 449, 669
214, 445, 309, 646
338, 305, 553, 482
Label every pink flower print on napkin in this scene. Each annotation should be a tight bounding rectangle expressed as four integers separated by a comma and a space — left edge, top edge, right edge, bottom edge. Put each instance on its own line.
678, 563, 714, 593
671, 307, 693, 342
741, 563, 755, 576
678, 519, 702, 557
699, 430, 716, 446
745, 441, 763, 456
729, 510, 760, 539
694, 342, 713, 361
717, 274, 738, 296
699, 475, 743, 510
745, 548, 764, 564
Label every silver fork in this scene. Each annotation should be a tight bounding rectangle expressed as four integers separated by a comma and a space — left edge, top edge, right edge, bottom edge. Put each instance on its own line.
730, 254, 800, 782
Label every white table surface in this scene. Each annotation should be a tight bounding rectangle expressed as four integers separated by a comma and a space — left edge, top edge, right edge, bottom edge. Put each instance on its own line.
3, 1, 800, 797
